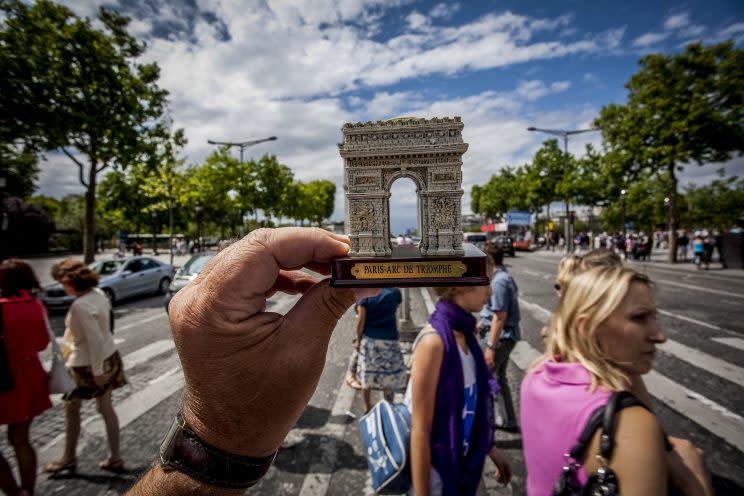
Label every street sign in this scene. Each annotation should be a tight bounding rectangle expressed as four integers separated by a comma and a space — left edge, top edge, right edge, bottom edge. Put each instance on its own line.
506, 210, 532, 226
548, 222, 554, 230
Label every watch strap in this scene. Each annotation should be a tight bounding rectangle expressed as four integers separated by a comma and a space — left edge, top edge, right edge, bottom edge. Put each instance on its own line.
159, 411, 277, 489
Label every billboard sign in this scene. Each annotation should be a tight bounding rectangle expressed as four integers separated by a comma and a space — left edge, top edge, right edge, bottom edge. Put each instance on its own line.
506, 210, 532, 226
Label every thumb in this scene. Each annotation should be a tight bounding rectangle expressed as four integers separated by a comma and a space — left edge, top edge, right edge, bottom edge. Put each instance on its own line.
284, 279, 357, 341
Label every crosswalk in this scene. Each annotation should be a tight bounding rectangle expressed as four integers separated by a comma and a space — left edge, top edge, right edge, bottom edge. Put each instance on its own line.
5, 273, 742, 496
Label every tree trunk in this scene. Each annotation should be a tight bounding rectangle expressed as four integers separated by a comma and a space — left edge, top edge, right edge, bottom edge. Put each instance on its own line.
667, 164, 678, 263
83, 162, 97, 264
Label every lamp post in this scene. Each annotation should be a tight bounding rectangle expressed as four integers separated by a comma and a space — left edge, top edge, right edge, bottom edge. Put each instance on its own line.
207, 136, 277, 230
620, 189, 628, 254
195, 203, 202, 252
527, 126, 601, 253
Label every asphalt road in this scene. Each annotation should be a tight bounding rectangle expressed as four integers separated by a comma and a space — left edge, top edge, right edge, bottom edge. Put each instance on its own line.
3, 249, 743, 495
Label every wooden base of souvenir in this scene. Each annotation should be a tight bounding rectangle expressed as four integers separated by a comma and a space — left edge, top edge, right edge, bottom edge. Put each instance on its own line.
330, 243, 489, 288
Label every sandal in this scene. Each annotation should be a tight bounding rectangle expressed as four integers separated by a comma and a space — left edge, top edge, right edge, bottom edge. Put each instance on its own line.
345, 375, 362, 390
99, 457, 126, 473
43, 459, 77, 474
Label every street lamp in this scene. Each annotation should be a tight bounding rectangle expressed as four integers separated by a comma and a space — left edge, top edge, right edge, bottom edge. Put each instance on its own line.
527, 126, 601, 253
207, 136, 277, 164
207, 136, 277, 230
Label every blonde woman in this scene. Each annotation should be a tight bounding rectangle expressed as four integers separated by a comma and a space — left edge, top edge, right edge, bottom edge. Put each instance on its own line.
43, 260, 127, 474
520, 267, 712, 495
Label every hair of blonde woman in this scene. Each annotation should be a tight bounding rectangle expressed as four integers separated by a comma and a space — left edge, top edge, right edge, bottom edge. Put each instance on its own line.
541, 266, 652, 392
579, 248, 622, 271
432, 286, 460, 301
556, 254, 582, 290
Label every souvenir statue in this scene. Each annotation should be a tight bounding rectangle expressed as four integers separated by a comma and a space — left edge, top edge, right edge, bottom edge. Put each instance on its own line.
330, 116, 489, 288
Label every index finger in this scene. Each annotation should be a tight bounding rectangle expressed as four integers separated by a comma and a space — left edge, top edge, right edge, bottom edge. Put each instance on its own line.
197, 227, 350, 313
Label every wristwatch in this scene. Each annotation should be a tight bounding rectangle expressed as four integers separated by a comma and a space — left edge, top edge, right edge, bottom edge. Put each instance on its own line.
486, 342, 500, 351
159, 410, 277, 489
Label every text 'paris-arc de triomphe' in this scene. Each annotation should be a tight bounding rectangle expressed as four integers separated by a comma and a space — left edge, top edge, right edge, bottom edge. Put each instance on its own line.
339, 116, 468, 257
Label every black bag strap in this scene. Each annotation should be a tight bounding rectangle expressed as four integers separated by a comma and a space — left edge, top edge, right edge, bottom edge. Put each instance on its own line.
568, 391, 648, 462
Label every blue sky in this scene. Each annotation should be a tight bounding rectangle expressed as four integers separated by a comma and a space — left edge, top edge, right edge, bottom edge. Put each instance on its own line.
40, 0, 744, 234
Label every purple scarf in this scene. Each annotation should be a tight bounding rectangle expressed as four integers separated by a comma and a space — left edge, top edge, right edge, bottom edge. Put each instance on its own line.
427, 299, 497, 496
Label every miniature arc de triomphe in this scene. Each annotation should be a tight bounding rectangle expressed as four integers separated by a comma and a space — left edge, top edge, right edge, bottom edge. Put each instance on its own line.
339, 116, 468, 257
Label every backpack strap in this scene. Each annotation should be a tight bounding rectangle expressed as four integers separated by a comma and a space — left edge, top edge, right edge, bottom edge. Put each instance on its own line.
411, 326, 438, 353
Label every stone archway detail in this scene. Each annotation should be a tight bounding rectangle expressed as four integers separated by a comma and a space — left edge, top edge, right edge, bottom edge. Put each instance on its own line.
340, 116, 467, 257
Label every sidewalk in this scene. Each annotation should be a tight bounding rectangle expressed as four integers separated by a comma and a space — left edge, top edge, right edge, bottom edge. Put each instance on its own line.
528, 247, 744, 277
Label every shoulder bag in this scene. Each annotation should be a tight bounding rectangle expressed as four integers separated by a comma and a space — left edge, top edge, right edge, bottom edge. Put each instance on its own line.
44, 312, 76, 395
553, 391, 650, 496
359, 399, 412, 494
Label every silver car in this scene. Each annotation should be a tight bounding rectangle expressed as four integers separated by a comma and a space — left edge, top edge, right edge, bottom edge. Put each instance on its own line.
42, 256, 175, 310
163, 252, 214, 312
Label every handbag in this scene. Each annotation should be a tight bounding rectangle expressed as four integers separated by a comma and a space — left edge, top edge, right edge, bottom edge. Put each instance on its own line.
44, 313, 76, 395
553, 391, 649, 496
359, 399, 412, 494
0, 304, 14, 393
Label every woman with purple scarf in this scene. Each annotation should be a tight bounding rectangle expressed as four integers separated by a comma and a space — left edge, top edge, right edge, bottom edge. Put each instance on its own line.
404, 285, 512, 495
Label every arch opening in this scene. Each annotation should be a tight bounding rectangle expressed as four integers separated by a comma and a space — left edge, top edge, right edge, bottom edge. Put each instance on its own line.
388, 176, 420, 250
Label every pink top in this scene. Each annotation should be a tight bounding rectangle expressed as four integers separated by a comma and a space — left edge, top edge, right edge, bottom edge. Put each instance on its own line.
520, 360, 612, 496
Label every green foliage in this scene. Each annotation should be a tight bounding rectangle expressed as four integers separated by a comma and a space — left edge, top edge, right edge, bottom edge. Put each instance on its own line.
253, 154, 294, 222
681, 174, 744, 230
595, 41, 744, 260
303, 180, 336, 226
0, 144, 39, 199
1, 0, 175, 261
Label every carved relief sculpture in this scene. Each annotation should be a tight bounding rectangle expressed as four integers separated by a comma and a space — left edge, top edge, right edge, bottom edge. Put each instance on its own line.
339, 116, 468, 257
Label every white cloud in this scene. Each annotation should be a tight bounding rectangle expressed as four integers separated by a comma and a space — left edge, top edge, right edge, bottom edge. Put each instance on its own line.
664, 13, 690, 30
720, 22, 744, 39
632, 31, 670, 47
430, 2, 460, 19
406, 11, 429, 30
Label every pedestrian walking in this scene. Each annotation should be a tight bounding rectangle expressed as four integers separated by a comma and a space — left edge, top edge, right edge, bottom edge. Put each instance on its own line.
0, 260, 52, 496
692, 232, 707, 270
355, 288, 407, 412
406, 285, 512, 495
43, 259, 127, 475
521, 266, 713, 495
478, 245, 521, 432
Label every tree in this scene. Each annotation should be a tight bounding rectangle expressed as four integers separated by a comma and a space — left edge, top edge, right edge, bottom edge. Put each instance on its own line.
0, 145, 39, 200
595, 41, 744, 262
304, 180, 336, 226
253, 154, 294, 223
682, 173, 744, 230
1, 0, 173, 262
185, 148, 240, 238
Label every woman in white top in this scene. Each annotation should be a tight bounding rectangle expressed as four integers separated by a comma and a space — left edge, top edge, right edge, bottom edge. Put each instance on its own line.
43, 259, 127, 475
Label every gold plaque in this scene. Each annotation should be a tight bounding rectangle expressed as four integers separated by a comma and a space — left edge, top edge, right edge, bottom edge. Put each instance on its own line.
351, 261, 467, 280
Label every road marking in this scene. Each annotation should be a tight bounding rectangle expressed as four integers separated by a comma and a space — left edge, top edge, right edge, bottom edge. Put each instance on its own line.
712, 337, 744, 353
656, 279, 744, 299
421, 286, 436, 313
660, 340, 744, 387
123, 339, 175, 369
517, 297, 744, 452
643, 370, 744, 452
298, 374, 358, 495
656, 309, 733, 333
116, 312, 167, 331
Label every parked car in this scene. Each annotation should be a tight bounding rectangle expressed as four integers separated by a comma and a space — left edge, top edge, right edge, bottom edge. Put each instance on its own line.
491, 235, 516, 257
463, 232, 489, 249
41, 256, 175, 310
163, 252, 215, 312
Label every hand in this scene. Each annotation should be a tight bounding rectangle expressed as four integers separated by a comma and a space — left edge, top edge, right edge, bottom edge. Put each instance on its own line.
484, 346, 495, 370
667, 437, 714, 496
93, 374, 109, 387
489, 447, 512, 484
169, 228, 371, 457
